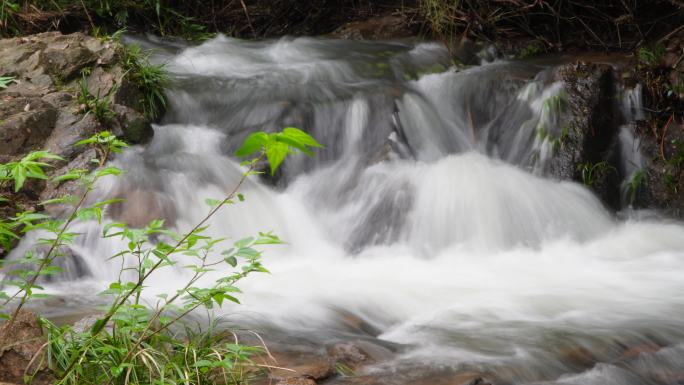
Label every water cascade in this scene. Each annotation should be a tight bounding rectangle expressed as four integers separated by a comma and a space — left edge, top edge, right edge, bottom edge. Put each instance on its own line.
8, 36, 684, 384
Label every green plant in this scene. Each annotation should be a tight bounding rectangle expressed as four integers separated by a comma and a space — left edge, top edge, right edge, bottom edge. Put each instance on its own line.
335, 362, 356, 377
550, 126, 570, 153
664, 171, 678, 194
77, 74, 114, 123
236, 127, 324, 175
0, 127, 321, 385
637, 45, 666, 67
0, 0, 19, 35
543, 93, 564, 116
0, 150, 57, 252
519, 42, 544, 58
627, 169, 645, 204
0, 151, 63, 192
0, 75, 15, 89
121, 45, 169, 121
577, 161, 614, 187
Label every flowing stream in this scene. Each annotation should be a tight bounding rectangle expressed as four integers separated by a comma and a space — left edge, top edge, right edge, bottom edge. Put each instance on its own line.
9, 36, 684, 384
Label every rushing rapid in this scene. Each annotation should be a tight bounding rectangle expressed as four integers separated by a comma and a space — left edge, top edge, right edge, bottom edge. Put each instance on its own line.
9, 35, 684, 384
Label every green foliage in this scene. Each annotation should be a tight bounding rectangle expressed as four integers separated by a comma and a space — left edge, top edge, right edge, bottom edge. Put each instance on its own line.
236, 127, 323, 175
543, 93, 564, 116
0, 127, 320, 385
577, 161, 614, 187
637, 45, 666, 67
0, 75, 15, 89
77, 75, 114, 123
75, 131, 128, 154
0, 0, 211, 39
664, 171, 678, 193
0, 151, 63, 192
121, 45, 169, 120
421, 0, 461, 36
627, 169, 645, 205
0, 0, 19, 35
335, 362, 356, 377
551, 126, 570, 153
663, 140, 684, 194
519, 42, 544, 59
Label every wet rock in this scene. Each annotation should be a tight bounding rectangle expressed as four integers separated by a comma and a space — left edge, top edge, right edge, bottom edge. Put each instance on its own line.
631, 120, 684, 218
106, 188, 177, 228
276, 377, 317, 385
86, 66, 125, 101
621, 344, 661, 359
40, 45, 97, 80
558, 345, 597, 369
327, 369, 496, 385
42, 90, 74, 108
546, 62, 621, 208
335, 310, 382, 337
0, 95, 57, 156
326, 340, 393, 372
45, 110, 102, 159
111, 104, 153, 144
331, 14, 416, 40
0, 310, 54, 385
253, 349, 334, 384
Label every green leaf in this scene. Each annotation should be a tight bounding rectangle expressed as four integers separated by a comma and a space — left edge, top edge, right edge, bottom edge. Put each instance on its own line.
234, 237, 254, 248
264, 140, 289, 175
52, 169, 87, 183
224, 256, 237, 267
0, 76, 16, 89
205, 198, 222, 207
281, 127, 322, 148
95, 167, 122, 178
13, 166, 26, 192
235, 132, 269, 157
90, 319, 106, 335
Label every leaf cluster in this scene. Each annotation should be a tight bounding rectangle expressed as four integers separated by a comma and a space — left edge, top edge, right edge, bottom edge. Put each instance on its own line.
236, 127, 322, 175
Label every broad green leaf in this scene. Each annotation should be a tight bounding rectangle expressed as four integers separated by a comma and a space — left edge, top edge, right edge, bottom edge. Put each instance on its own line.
224, 256, 237, 267
235, 132, 269, 157
264, 140, 289, 175
205, 198, 222, 207
281, 127, 322, 148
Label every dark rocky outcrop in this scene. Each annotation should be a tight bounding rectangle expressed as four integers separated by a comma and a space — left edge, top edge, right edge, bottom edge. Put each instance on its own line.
631, 120, 684, 217
545, 62, 621, 209
331, 14, 417, 40
0, 31, 156, 244
627, 29, 684, 217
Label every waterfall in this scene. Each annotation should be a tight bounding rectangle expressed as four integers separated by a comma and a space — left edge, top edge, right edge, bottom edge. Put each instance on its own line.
7, 35, 684, 385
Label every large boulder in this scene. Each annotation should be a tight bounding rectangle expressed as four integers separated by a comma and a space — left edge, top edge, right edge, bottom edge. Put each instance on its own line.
0, 31, 157, 238
0, 95, 57, 156
544, 62, 621, 209
0, 311, 54, 385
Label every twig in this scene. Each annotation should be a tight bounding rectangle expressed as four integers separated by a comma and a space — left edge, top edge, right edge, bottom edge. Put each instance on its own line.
660, 113, 674, 161
78, 0, 95, 33
239, 0, 256, 38
658, 20, 684, 44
